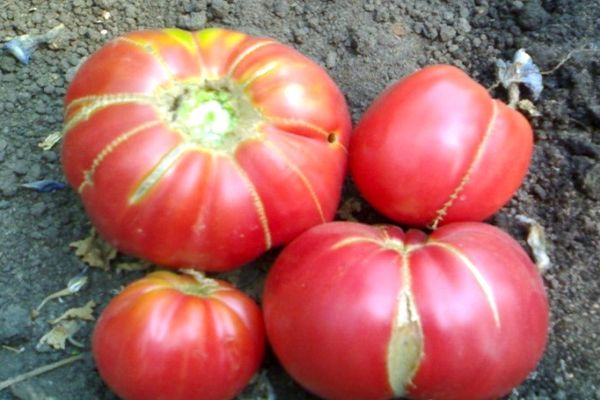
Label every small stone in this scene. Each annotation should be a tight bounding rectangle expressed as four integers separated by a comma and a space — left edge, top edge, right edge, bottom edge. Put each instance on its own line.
0, 303, 30, 344
124, 4, 137, 18
582, 163, 600, 200
439, 25, 457, 42
273, 0, 289, 17
391, 22, 408, 37
11, 382, 49, 400
456, 17, 472, 33
532, 183, 547, 200
176, 11, 207, 30
587, 104, 600, 127
31, 202, 47, 216
516, 0, 550, 31
0, 170, 17, 197
325, 51, 337, 69
422, 23, 438, 40
11, 160, 29, 176
209, 0, 230, 19
562, 137, 600, 158
94, 0, 116, 7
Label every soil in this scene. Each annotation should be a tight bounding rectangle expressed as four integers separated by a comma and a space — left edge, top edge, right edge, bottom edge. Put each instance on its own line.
0, 0, 598, 399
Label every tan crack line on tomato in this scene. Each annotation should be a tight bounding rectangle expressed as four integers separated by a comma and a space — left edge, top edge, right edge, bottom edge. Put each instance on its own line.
64, 94, 156, 135
262, 140, 325, 222
65, 93, 154, 115
239, 60, 282, 89
427, 240, 501, 328
117, 37, 175, 79
229, 158, 272, 249
188, 30, 208, 80
387, 251, 424, 397
330, 236, 382, 251
129, 143, 196, 204
227, 40, 278, 77
78, 120, 162, 193
264, 116, 348, 153
429, 101, 498, 229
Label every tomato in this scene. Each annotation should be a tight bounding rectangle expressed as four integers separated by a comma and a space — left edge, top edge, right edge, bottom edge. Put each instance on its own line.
263, 221, 548, 400
92, 270, 265, 400
349, 65, 533, 228
61, 28, 351, 271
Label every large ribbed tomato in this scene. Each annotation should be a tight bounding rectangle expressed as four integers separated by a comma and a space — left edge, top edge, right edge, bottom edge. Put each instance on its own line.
61, 28, 351, 271
93, 270, 265, 400
350, 65, 533, 228
263, 221, 549, 400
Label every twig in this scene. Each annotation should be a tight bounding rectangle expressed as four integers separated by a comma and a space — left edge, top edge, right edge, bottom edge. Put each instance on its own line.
541, 45, 599, 75
0, 354, 84, 391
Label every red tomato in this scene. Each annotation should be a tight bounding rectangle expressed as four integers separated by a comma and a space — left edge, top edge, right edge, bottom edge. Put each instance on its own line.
61, 28, 351, 271
263, 221, 548, 400
92, 270, 265, 400
349, 65, 533, 228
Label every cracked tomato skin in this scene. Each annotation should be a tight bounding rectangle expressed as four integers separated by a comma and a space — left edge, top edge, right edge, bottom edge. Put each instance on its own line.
263, 221, 548, 400
349, 65, 533, 228
61, 28, 351, 271
92, 271, 265, 400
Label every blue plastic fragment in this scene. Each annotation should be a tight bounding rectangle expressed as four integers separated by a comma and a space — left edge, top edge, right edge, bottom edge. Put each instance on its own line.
496, 49, 543, 100
3, 38, 34, 64
21, 180, 68, 192
2, 24, 64, 65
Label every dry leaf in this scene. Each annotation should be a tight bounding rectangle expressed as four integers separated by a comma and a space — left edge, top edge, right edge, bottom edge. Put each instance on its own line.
49, 301, 96, 325
517, 99, 542, 117
34, 272, 88, 314
37, 320, 82, 351
38, 131, 63, 151
115, 260, 152, 273
517, 215, 551, 272
70, 229, 117, 270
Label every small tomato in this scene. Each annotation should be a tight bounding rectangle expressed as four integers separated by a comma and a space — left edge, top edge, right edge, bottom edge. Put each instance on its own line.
263, 221, 548, 400
350, 65, 533, 228
93, 271, 265, 400
62, 28, 351, 271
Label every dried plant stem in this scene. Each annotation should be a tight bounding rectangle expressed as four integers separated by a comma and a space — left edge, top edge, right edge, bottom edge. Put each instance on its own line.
0, 354, 84, 391
541, 46, 598, 75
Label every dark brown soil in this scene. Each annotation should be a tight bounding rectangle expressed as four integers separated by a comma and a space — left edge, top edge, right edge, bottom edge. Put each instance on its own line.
0, 1, 598, 399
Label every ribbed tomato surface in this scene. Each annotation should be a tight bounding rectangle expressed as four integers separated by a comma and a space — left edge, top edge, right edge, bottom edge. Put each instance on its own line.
93, 270, 265, 400
62, 28, 351, 271
263, 221, 548, 400
350, 65, 533, 228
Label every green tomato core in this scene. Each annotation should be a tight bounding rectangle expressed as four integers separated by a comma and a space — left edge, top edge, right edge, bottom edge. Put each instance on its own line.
160, 79, 262, 152
174, 88, 238, 147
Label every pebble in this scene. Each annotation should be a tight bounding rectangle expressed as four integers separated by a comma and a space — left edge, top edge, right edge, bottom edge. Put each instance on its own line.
439, 25, 457, 42
11, 159, 30, 176
325, 51, 337, 69
0, 303, 30, 343
273, 0, 289, 17
456, 17, 472, 33
582, 163, 600, 200
30, 202, 47, 216
516, 0, 550, 31
0, 171, 17, 197
176, 11, 207, 30
11, 382, 49, 400
209, 0, 230, 19
562, 137, 600, 159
